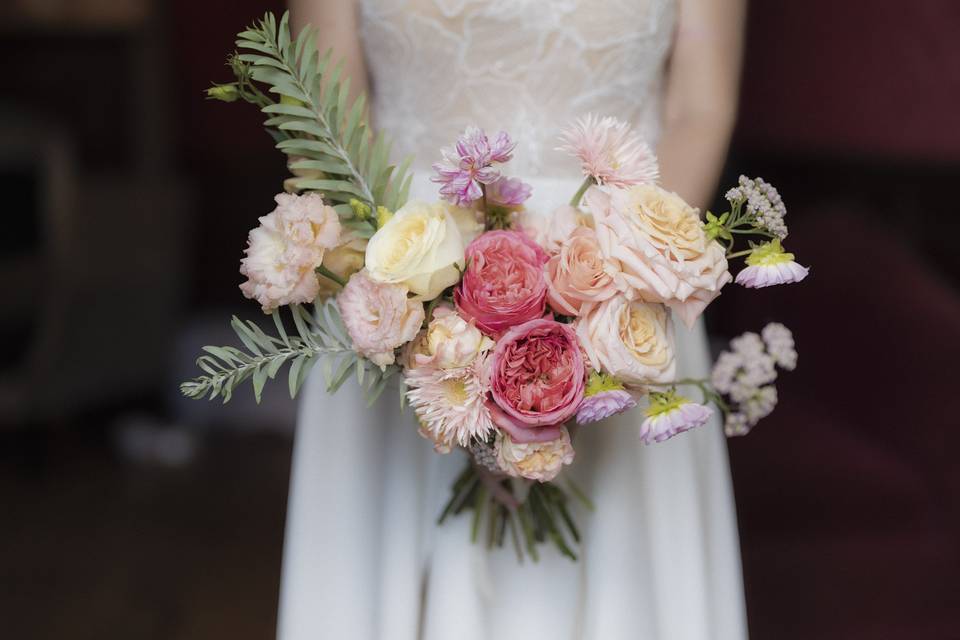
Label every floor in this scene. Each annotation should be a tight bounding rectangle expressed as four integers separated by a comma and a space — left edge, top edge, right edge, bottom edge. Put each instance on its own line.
2, 428, 291, 640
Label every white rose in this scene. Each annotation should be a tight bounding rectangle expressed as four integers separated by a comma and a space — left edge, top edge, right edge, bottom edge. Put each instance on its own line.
365, 200, 465, 300
424, 306, 494, 369
574, 297, 676, 385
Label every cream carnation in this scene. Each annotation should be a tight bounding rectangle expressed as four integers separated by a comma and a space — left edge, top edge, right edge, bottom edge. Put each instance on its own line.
574, 297, 676, 385
239, 192, 342, 312
337, 270, 425, 368
420, 306, 494, 369
589, 185, 731, 328
365, 200, 465, 300
495, 426, 575, 482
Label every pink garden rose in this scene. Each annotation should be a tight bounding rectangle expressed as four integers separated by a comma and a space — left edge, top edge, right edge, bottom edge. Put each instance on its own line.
337, 270, 425, 368
489, 319, 586, 441
455, 230, 549, 336
588, 185, 731, 328
545, 226, 622, 316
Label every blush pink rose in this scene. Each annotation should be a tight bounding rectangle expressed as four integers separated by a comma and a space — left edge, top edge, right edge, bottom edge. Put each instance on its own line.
545, 226, 622, 316
489, 319, 586, 441
455, 230, 549, 336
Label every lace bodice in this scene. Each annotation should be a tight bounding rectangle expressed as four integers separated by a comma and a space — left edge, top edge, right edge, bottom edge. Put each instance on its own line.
359, 0, 676, 180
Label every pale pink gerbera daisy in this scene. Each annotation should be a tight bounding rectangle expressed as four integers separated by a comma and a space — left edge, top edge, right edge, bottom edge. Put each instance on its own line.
558, 113, 660, 188
405, 355, 495, 452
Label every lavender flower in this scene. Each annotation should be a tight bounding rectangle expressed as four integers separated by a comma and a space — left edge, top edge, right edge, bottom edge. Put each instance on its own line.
487, 176, 532, 207
735, 240, 809, 289
713, 323, 797, 436
761, 323, 797, 370
431, 126, 516, 206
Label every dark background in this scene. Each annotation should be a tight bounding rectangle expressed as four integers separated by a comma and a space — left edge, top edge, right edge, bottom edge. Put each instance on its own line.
2, 1, 959, 638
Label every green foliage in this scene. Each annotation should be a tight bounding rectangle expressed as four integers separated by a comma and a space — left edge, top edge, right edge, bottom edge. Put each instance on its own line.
231, 11, 413, 235
180, 300, 398, 406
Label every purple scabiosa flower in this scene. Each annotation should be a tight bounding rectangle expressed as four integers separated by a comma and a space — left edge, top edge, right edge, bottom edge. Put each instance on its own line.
576, 389, 637, 425
487, 176, 532, 207
576, 371, 638, 425
431, 126, 516, 206
639, 391, 713, 445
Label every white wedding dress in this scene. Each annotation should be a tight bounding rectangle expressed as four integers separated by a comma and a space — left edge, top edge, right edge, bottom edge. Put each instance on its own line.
278, 1, 748, 639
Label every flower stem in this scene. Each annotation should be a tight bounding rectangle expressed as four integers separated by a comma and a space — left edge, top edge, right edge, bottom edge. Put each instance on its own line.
569, 175, 595, 207
726, 249, 753, 259
315, 265, 347, 287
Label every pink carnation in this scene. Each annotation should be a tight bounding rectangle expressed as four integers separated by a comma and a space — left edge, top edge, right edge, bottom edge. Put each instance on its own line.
239, 192, 342, 312
455, 230, 550, 336
489, 319, 586, 441
337, 270, 425, 368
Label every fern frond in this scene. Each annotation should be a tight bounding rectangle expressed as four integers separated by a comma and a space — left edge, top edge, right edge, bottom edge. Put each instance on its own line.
231, 11, 413, 215
180, 300, 398, 405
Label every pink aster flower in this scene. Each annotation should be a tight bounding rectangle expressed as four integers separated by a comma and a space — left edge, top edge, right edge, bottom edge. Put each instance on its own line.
487, 176, 532, 207
405, 354, 495, 451
558, 113, 659, 188
576, 389, 637, 425
639, 392, 713, 444
432, 126, 516, 206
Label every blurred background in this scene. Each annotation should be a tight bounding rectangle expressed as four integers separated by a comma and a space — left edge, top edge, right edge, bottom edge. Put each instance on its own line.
1, 1, 958, 638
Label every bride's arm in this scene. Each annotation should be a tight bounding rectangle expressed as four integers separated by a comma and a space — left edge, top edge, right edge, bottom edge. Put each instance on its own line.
656, 0, 746, 211
289, 0, 370, 102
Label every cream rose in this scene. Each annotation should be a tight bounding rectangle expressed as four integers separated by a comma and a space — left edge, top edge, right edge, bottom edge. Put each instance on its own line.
574, 297, 676, 385
365, 200, 465, 300
589, 185, 731, 328
495, 427, 575, 482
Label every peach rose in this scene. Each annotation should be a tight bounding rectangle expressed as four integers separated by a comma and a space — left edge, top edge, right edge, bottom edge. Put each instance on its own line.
574, 297, 676, 385
588, 185, 731, 328
545, 226, 622, 316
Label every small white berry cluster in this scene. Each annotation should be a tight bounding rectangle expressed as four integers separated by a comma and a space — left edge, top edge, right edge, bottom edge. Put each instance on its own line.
711, 323, 797, 436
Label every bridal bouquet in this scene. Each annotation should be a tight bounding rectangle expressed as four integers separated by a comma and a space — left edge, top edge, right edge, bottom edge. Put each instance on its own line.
184, 13, 809, 560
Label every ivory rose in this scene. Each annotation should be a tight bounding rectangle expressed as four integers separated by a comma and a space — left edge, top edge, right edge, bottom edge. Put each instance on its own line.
365, 200, 465, 300
239, 192, 341, 312
545, 226, 621, 316
337, 270, 425, 368
455, 230, 549, 336
495, 426, 575, 482
574, 297, 676, 385
489, 319, 586, 439
589, 185, 731, 328
418, 306, 494, 369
